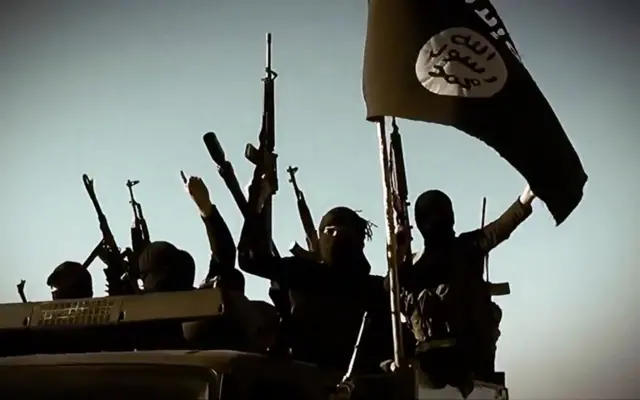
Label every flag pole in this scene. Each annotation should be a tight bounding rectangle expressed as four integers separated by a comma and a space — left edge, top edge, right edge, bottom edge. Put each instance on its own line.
376, 118, 405, 369
480, 197, 490, 281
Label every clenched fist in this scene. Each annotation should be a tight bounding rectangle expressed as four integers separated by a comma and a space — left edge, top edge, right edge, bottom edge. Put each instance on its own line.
181, 171, 213, 217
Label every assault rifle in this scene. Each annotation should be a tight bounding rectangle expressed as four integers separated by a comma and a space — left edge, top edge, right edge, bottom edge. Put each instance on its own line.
389, 118, 413, 266
244, 33, 278, 255
82, 174, 139, 295
240, 33, 292, 356
286, 166, 319, 260
123, 179, 150, 280
202, 131, 280, 257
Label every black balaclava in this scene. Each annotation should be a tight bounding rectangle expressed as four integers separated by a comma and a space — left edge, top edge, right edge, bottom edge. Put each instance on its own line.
317, 206, 371, 275
414, 190, 455, 246
138, 241, 196, 292
47, 261, 93, 300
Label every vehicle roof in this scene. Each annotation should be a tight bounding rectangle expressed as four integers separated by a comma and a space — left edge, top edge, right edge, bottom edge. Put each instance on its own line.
0, 349, 337, 379
0, 349, 297, 369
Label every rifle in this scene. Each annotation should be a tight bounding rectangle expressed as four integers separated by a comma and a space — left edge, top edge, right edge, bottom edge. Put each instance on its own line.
389, 118, 413, 267
125, 179, 150, 262
244, 33, 278, 255
383, 117, 408, 368
286, 166, 319, 260
241, 34, 292, 356
203, 131, 280, 257
16, 280, 27, 303
82, 174, 138, 295
82, 240, 104, 269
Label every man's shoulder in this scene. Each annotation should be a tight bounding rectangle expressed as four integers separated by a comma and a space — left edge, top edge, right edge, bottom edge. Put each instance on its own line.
457, 229, 481, 240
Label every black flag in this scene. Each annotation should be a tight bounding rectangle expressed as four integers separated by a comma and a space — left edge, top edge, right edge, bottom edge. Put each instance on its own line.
362, 0, 587, 225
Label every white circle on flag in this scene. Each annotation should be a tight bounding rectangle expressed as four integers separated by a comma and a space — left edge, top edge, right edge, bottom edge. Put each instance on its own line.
415, 27, 508, 98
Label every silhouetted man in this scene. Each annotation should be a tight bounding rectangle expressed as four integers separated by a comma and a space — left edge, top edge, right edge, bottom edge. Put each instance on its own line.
47, 261, 93, 300
399, 185, 536, 393
238, 206, 390, 371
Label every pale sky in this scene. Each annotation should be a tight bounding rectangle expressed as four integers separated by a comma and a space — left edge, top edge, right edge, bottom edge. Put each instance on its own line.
1, 1, 638, 398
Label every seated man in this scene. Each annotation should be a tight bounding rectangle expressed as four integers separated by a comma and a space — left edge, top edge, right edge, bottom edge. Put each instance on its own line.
399, 185, 536, 393
47, 261, 93, 300
238, 206, 389, 371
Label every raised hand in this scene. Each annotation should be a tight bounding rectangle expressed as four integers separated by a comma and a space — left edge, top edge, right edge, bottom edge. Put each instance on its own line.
181, 171, 213, 217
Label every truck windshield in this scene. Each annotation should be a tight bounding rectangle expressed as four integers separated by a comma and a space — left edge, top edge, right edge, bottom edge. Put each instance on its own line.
0, 364, 216, 400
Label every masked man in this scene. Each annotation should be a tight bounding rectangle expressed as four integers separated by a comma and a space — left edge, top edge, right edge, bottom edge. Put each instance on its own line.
47, 261, 93, 300
399, 185, 535, 393
238, 206, 390, 371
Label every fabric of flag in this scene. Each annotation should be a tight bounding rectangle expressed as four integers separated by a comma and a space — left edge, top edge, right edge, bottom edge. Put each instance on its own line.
362, 0, 588, 225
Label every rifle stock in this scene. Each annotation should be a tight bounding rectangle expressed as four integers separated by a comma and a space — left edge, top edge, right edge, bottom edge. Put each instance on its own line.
82, 240, 104, 269
203, 132, 250, 215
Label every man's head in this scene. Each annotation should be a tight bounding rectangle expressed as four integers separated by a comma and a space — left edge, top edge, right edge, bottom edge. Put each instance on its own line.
138, 241, 196, 292
317, 206, 373, 273
47, 261, 93, 300
414, 190, 455, 243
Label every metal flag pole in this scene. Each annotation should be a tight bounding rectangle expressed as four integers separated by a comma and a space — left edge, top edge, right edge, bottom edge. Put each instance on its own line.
375, 118, 405, 369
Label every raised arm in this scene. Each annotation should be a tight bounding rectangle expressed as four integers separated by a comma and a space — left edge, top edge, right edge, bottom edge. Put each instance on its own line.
237, 213, 336, 291
182, 172, 237, 279
201, 205, 236, 278
462, 185, 536, 253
